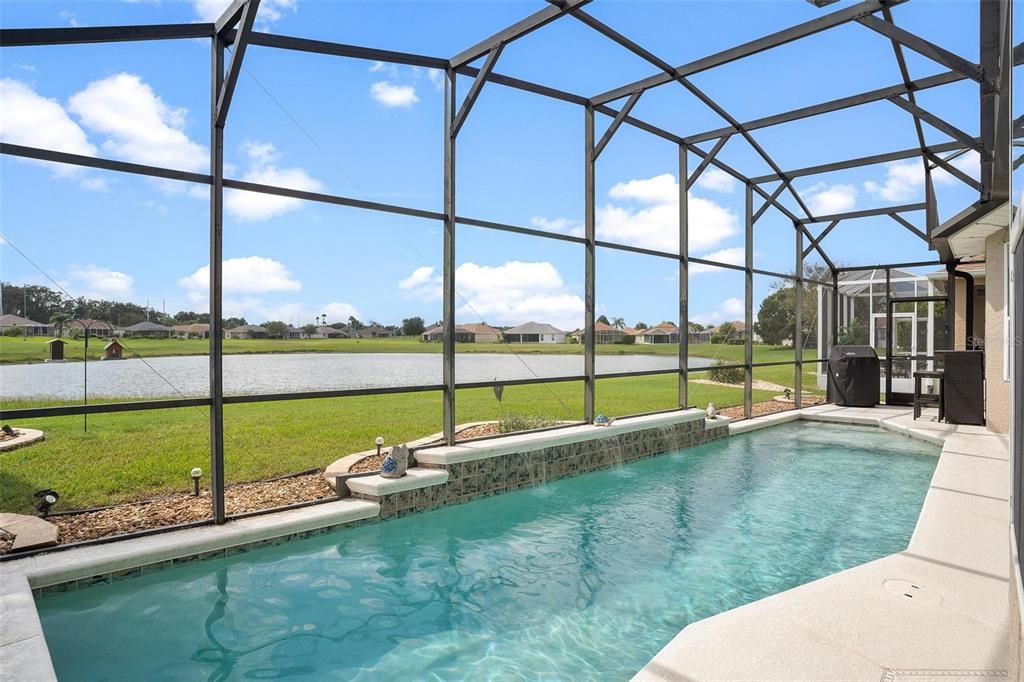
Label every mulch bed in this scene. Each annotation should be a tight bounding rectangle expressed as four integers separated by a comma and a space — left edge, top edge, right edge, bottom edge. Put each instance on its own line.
0, 428, 21, 443
14, 473, 336, 550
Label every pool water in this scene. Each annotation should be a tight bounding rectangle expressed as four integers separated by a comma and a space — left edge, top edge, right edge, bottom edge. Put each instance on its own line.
38, 422, 939, 681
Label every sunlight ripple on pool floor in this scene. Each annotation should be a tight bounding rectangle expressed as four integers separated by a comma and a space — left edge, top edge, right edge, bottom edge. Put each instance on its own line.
37, 422, 939, 680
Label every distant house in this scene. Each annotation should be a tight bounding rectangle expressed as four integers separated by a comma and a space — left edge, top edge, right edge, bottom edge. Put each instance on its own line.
311, 326, 346, 339
634, 322, 680, 344
352, 325, 393, 339
121, 321, 172, 338
65, 319, 115, 337
710, 321, 760, 343
224, 324, 268, 339
171, 323, 210, 339
503, 322, 566, 344
688, 327, 714, 344
421, 325, 474, 343
0, 314, 53, 337
573, 321, 627, 345
284, 326, 303, 339
461, 323, 501, 343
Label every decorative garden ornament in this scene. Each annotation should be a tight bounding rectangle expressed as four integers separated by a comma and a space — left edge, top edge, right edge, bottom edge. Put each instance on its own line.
381, 444, 410, 478
594, 414, 613, 427
706, 403, 719, 419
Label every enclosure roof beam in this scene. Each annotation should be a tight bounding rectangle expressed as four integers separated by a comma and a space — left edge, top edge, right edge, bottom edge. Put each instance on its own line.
751, 140, 967, 182
568, 7, 818, 226
684, 134, 731, 190
799, 202, 926, 224
214, 0, 259, 128
887, 96, 984, 153
803, 220, 840, 257
0, 23, 213, 46
592, 90, 643, 160
451, 44, 504, 138
590, 0, 902, 106
215, 0, 248, 36
856, 14, 985, 83
683, 69, 966, 145
236, 31, 449, 68
449, 0, 590, 69
889, 212, 928, 241
752, 183, 786, 224
925, 151, 983, 192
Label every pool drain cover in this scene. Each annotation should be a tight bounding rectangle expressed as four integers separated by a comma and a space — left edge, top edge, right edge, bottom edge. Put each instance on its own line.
884, 579, 942, 605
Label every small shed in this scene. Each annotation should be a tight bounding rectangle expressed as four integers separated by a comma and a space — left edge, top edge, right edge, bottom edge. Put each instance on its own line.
46, 338, 67, 362
103, 339, 125, 360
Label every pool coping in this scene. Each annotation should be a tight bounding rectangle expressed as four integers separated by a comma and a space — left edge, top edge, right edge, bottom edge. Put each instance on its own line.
0, 405, 973, 681
636, 405, 1010, 681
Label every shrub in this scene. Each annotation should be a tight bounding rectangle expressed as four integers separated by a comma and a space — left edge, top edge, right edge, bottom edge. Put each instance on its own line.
498, 414, 559, 433
710, 333, 724, 344
707, 360, 743, 384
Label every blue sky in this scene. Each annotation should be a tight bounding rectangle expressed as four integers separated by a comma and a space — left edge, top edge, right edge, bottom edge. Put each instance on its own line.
0, 0, 1001, 331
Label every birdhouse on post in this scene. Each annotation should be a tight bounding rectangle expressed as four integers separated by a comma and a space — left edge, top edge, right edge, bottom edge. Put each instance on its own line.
46, 338, 67, 362
103, 339, 125, 360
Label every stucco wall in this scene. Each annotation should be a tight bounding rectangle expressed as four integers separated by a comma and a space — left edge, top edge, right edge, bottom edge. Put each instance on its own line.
985, 232, 1009, 433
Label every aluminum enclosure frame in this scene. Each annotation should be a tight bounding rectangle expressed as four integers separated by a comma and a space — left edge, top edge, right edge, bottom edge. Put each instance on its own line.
0, 0, 1010, 526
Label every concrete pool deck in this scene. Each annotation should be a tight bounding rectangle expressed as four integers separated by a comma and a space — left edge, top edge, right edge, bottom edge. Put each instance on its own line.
636, 404, 1010, 682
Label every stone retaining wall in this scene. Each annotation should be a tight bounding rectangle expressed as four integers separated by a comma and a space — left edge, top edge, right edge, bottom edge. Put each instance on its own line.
353, 417, 728, 518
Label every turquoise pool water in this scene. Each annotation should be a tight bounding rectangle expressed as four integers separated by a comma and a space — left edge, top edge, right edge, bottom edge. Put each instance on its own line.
38, 422, 938, 681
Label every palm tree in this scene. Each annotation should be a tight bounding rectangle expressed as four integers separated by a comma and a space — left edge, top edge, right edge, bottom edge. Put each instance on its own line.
611, 317, 625, 329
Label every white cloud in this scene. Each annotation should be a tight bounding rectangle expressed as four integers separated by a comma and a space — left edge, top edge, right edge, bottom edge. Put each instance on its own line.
232, 300, 360, 326
193, 0, 297, 26
398, 261, 584, 330
695, 167, 736, 193
68, 73, 207, 171
690, 247, 745, 274
399, 266, 441, 297
370, 81, 419, 108
322, 302, 361, 322
863, 152, 979, 202
803, 182, 857, 215
528, 216, 584, 237
0, 78, 96, 176
67, 265, 134, 300
225, 141, 324, 221
691, 297, 744, 327
426, 69, 444, 91
369, 61, 400, 78
179, 256, 302, 300
599, 173, 738, 252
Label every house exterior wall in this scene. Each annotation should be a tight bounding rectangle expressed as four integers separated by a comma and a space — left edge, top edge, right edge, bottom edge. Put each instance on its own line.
985, 231, 1009, 433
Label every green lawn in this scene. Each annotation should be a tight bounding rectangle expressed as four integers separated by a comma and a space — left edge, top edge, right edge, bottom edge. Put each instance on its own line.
1, 377, 776, 514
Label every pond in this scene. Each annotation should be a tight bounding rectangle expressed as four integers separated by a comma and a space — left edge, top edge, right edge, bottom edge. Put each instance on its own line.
0, 352, 715, 401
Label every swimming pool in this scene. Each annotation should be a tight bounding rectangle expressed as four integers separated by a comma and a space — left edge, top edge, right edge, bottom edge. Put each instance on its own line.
37, 422, 938, 680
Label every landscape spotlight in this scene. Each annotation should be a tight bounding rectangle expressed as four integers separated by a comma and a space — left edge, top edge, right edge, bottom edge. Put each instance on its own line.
190, 467, 203, 496
34, 489, 60, 516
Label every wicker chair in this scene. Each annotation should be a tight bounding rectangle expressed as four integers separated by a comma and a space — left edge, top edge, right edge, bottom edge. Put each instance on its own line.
937, 351, 985, 425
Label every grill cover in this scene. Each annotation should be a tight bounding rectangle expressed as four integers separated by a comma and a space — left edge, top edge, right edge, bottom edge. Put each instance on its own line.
827, 345, 879, 407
